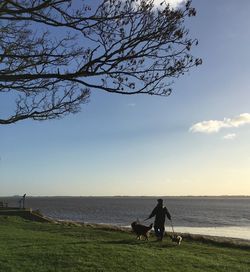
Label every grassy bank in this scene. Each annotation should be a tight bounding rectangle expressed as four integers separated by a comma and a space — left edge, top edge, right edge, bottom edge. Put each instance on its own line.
0, 216, 249, 272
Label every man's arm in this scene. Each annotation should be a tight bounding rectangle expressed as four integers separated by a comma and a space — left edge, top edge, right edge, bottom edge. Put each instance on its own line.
164, 207, 171, 220
145, 207, 157, 220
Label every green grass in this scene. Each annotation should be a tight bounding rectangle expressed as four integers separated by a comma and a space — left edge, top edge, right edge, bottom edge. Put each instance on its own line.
0, 216, 249, 272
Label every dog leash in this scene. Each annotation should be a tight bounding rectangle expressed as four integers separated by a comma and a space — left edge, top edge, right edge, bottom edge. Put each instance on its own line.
170, 219, 175, 235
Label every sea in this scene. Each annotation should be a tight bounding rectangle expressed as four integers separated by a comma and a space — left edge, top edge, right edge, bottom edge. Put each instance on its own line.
1, 196, 250, 240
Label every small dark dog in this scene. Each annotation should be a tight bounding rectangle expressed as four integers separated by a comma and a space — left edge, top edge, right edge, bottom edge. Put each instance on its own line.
131, 221, 153, 240
170, 235, 182, 245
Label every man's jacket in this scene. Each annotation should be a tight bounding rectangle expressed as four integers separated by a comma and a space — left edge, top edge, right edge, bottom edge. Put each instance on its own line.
148, 205, 171, 226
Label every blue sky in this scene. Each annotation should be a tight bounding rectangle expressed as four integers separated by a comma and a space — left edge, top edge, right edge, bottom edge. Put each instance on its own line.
1, 0, 250, 196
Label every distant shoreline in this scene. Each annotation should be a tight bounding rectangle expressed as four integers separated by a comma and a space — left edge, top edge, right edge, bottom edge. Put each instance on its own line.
1, 195, 250, 198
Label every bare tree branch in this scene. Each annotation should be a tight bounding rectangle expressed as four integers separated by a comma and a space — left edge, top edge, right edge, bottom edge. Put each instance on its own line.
0, 0, 201, 124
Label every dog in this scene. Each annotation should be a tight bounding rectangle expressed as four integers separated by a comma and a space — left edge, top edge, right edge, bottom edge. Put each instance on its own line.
131, 221, 153, 240
170, 234, 182, 245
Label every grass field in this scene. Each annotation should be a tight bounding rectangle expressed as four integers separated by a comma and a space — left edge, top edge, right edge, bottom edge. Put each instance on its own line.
0, 216, 249, 272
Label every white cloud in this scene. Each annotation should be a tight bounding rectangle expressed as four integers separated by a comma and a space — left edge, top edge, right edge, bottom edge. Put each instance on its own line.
130, 0, 187, 10
223, 133, 236, 140
154, 0, 187, 8
190, 113, 250, 134
189, 120, 228, 134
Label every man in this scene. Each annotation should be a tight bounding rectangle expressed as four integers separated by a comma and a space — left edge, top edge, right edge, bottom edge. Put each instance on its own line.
22, 194, 26, 209
146, 199, 171, 241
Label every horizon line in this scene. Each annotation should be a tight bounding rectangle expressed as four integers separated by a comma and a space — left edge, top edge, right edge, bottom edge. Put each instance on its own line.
1, 195, 250, 198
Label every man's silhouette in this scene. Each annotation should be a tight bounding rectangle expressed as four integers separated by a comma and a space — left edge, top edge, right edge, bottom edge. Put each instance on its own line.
146, 199, 171, 241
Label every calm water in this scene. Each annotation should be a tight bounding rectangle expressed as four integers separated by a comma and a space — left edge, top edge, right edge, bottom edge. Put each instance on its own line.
1, 196, 250, 240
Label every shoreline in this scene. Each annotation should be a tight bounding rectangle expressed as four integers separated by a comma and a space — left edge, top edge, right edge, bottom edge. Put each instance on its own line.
53, 217, 250, 241
55, 219, 250, 248
1, 210, 250, 248
2, 208, 249, 247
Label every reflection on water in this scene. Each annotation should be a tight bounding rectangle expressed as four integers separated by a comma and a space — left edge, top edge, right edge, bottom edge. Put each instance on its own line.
166, 226, 250, 240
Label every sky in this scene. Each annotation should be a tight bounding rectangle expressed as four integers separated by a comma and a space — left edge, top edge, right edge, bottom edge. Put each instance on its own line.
1, 0, 250, 196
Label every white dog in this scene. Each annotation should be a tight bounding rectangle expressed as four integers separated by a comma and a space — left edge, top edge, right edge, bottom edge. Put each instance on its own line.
170, 235, 182, 245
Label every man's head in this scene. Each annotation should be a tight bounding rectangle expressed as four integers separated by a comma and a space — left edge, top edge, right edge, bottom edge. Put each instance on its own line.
157, 198, 163, 205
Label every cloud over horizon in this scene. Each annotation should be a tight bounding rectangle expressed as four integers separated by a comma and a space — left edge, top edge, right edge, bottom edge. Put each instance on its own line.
190, 113, 250, 134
